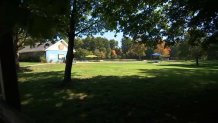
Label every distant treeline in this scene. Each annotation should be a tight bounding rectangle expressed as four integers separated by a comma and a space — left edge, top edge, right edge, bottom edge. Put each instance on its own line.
75, 36, 218, 61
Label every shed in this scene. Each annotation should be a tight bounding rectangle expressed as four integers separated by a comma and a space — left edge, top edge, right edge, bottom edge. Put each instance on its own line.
152, 53, 161, 56
45, 40, 68, 63
19, 40, 70, 63
151, 53, 161, 60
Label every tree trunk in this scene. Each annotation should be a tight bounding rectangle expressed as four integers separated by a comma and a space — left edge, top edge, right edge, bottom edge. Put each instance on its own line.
195, 56, 199, 66
14, 30, 20, 71
0, 30, 21, 110
0, 0, 21, 110
62, 0, 77, 84
138, 56, 141, 60
63, 33, 75, 83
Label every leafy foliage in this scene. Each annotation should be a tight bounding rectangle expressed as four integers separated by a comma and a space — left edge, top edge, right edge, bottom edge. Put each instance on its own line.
165, 0, 218, 45
171, 40, 206, 61
121, 37, 133, 55
16, 0, 69, 38
154, 41, 171, 57
74, 37, 119, 59
127, 43, 147, 60
101, 0, 218, 48
74, 48, 93, 59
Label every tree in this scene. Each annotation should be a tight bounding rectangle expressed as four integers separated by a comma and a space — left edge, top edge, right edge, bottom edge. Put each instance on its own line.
94, 49, 105, 59
75, 48, 93, 60
121, 37, 133, 58
0, 0, 69, 109
170, 39, 207, 65
170, 41, 190, 60
0, 0, 22, 110
114, 48, 122, 58
109, 39, 119, 58
127, 43, 147, 60
101, 0, 169, 45
206, 43, 218, 60
63, 0, 113, 83
14, 29, 28, 69
74, 36, 118, 60
106, 48, 112, 59
11, 0, 69, 70
187, 28, 206, 66
101, 0, 217, 56
145, 48, 154, 59
111, 50, 117, 59
109, 39, 118, 49
154, 41, 171, 57
190, 46, 204, 66
165, 0, 218, 47
74, 38, 84, 49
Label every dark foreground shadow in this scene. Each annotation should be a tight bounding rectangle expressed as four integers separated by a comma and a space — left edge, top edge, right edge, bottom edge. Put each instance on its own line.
19, 68, 218, 123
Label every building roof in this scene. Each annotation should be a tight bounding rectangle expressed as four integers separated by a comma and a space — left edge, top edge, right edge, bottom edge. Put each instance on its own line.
18, 40, 76, 53
18, 42, 53, 53
18, 40, 69, 53
152, 53, 161, 56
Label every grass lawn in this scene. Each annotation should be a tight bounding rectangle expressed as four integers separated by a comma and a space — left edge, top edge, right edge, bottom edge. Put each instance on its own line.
19, 62, 44, 67
18, 61, 218, 123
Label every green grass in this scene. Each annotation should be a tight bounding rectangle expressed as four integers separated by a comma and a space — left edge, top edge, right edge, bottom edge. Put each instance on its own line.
20, 62, 44, 67
18, 61, 218, 123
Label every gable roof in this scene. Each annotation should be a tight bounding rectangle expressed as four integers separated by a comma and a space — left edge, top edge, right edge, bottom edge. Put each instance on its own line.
18, 40, 68, 53
45, 40, 68, 51
18, 42, 54, 53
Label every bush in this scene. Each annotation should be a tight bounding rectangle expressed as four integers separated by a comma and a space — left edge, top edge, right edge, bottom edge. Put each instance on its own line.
40, 56, 46, 63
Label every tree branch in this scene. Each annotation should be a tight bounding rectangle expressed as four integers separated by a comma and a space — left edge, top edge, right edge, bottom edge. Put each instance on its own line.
75, 21, 99, 36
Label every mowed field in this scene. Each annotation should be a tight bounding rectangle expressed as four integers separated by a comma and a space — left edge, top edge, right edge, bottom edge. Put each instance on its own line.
18, 61, 218, 123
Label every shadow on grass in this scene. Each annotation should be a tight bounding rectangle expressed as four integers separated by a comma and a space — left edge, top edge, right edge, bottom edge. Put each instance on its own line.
158, 61, 218, 69
19, 66, 33, 73
19, 68, 218, 123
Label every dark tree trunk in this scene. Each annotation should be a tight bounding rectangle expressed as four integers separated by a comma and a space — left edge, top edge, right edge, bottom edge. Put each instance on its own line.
138, 56, 141, 60
0, 0, 21, 110
0, 31, 21, 110
195, 56, 199, 66
63, 0, 77, 84
14, 31, 20, 71
63, 33, 75, 83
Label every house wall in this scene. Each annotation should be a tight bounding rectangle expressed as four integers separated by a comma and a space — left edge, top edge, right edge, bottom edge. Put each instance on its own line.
46, 50, 67, 63
19, 51, 45, 62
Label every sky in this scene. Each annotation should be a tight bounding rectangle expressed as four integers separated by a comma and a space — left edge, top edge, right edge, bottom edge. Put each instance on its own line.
59, 31, 123, 47
94, 31, 123, 47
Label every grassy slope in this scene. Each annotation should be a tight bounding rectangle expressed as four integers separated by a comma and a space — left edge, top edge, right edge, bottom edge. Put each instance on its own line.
18, 61, 218, 123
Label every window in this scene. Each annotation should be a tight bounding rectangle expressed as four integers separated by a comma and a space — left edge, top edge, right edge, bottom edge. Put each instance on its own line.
58, 54, 65, 59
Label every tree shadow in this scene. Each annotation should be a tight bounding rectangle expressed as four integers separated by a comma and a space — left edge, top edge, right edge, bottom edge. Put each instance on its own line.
19, 68, 218, 123
18, 66, 33, 73
158, 61, 218, 69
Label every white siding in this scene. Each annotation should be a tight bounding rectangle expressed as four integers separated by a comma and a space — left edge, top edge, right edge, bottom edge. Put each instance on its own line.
46, 40, 68, 51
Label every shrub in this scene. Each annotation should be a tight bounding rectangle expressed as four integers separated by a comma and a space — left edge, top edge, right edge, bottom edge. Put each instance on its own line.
40, 56, 46, 63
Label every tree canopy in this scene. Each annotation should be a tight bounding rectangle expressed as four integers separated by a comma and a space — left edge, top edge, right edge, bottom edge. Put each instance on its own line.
74, 37, 119, 59
100, 0, 217, 47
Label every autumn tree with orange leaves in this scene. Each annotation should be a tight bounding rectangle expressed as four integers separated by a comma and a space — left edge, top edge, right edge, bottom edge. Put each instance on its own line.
154, 41, 171, 57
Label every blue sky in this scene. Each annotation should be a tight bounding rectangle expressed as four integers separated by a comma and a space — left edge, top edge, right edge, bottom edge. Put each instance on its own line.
94, 31, 123, 47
